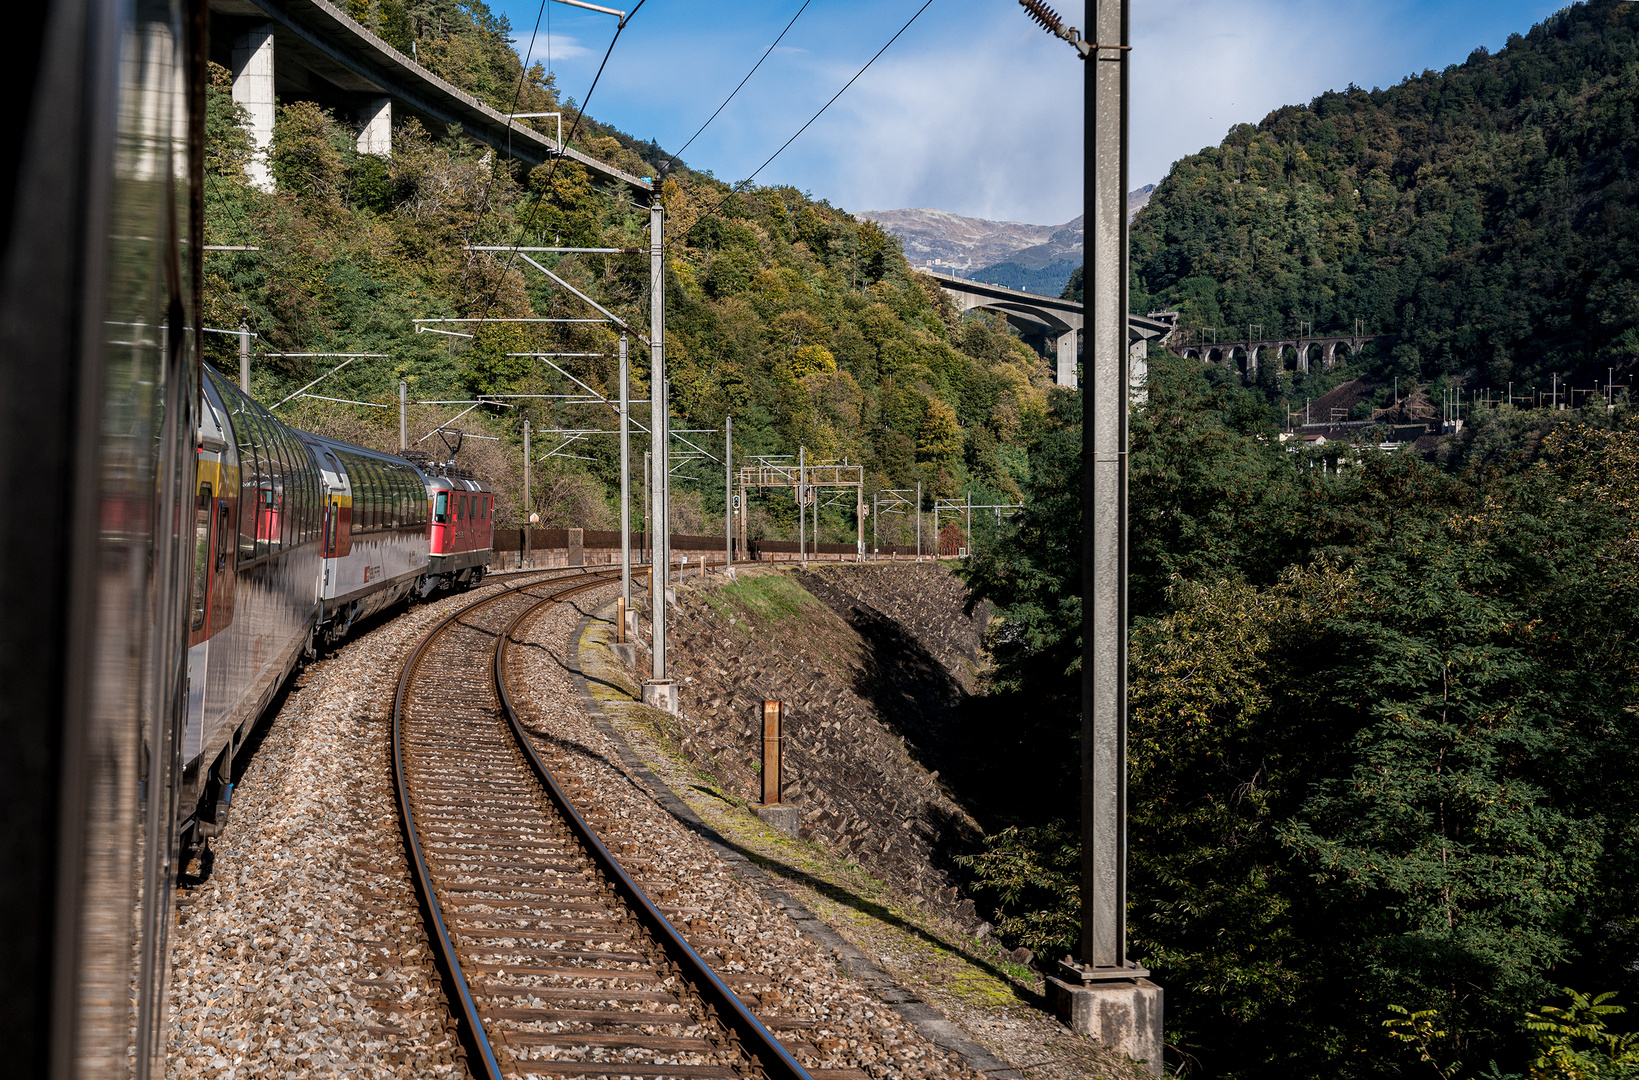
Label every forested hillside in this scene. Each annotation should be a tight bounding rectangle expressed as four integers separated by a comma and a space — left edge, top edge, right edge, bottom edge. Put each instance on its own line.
960, 3, 1639, 1076
965, 355, 1639, 1080
1132, 0, 1639, 394
202, 0, 1052, 541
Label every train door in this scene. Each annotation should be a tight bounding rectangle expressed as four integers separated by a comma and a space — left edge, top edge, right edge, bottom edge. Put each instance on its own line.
187, 478, 236, 648
188, 482, 213, 648
210, 493, 234, 633
317, 450, 350, 561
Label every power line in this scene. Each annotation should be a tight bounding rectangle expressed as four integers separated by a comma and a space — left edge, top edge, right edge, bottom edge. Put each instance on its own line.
535, 0, 646, 196
744, 0, 936, 186
673, 0, 937, 245
471, 2, 646, 324
659, 1, 811, 177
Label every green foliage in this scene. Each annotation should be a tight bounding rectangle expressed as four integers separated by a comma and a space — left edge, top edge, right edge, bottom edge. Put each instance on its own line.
967, 343, 1639, 1077
1526, 990, 1639, 1080
1386, 1005, 1460, 1080
1061, 265, 1082, 302
198, 5, 1057, 542
1132, 0, 1639, 390
954, 822, 1079, 958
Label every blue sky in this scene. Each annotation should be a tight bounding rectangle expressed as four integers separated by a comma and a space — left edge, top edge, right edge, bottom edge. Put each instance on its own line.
487, 0, 1564, 224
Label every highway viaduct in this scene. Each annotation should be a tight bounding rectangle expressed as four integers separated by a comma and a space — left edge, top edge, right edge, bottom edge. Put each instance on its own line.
921, 270, 1173, 389
209, 0, 650, 192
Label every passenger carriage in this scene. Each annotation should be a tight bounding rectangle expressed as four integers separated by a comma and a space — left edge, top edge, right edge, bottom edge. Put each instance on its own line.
302, 433, 432, 639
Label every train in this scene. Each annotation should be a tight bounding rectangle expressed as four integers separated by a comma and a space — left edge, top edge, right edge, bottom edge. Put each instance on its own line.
183, 366, 493, 867
1, 1, 515, 1074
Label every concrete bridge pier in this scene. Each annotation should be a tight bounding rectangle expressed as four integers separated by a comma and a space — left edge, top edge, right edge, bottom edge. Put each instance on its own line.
231, 23, 275, 190
1055, 328, 1078, 387
357, 96, 392, 155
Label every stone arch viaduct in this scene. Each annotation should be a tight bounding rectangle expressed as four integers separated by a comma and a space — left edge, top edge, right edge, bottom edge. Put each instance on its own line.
1173, 334, 1379, 377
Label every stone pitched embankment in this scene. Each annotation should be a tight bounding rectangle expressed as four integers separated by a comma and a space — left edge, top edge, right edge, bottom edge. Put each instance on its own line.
656, 562, 991, 927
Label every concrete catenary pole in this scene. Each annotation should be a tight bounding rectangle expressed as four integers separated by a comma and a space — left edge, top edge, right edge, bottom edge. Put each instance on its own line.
522, 420, 531, 568
916, 480, 921, 558
661, 375, 671, 578
1013, 0, 1160, 1058
724, 415, 733, 573
239, 318, 251, 392
856, 476, 864, 561
798, 445, 806, 564
399, 379, 408, 450
619, 335, 631, 613
1081, 0, 1131, 976
644, 191, 674, 708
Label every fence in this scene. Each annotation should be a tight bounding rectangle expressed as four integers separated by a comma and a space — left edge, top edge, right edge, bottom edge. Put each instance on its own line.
491, 528, 932, 569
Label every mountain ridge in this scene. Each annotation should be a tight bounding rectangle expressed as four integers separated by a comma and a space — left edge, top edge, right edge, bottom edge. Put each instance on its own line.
864, 185, 1154, 297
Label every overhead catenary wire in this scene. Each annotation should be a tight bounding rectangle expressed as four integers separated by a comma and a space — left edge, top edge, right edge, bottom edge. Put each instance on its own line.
658, 1, 811, 177
669, 0, 938, 249
466, 1, 646, 328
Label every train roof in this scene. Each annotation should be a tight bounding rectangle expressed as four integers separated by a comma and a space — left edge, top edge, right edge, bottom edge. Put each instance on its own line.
424, 474, 491, 493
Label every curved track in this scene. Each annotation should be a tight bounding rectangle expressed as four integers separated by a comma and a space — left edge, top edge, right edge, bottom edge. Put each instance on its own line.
392, 569, 811, 1080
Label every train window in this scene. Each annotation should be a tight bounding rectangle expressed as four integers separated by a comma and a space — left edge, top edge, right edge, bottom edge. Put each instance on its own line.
356, 457, 372, 532
281, 431, 305, 545
355, 459, 371, 532
301, 446, 317, 544
190, 483, 212, 631
363, 459, 379, 531
393, 466, 407, 529
272, 426, 294, 552
234, 407, 259, 560
434, 491, 448, 523
241, 411, 268, 559
372, 461, 387, 531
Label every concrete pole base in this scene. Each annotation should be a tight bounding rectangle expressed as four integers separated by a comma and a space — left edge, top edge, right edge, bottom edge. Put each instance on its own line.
641, 680, 679, 714
610, 642, 635, 665
753, 804, 799, 837
625, 611, 639, 639
1047, 976, 1164, 1076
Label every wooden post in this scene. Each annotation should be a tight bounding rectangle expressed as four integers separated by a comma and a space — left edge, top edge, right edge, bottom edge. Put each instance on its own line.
761, 701, 784, 805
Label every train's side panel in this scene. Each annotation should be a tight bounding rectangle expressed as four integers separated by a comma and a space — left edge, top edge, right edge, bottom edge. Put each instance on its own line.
325, 528, 428, 617
305, 435, 430, 625
0, 0, 206, 1073
182, 373, 324, 807
427, 477, 495, 579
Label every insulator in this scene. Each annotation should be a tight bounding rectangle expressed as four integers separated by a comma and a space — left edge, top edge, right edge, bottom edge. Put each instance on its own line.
1019, 0, 1067, 35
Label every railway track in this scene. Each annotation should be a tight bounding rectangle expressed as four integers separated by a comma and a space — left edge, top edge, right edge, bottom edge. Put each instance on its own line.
392, 567, 813, 1080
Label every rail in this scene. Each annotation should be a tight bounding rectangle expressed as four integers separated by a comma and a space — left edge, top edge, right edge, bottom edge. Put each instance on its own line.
391, 566, 811, 1079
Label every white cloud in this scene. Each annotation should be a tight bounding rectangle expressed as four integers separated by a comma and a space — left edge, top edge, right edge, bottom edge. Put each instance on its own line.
794, 37, 1084, 223
515, 30, 594, 68
491, 0, 1561, 224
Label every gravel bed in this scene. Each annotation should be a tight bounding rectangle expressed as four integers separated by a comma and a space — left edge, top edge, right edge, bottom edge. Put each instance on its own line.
505, 588, 986, 1080
164, 579, 555, 1080
577, 585, 1152, 1080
